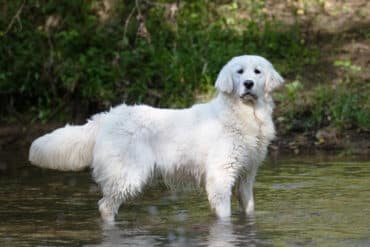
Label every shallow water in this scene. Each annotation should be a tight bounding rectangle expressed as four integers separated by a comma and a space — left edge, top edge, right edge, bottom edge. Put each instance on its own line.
0, 149, 369, 246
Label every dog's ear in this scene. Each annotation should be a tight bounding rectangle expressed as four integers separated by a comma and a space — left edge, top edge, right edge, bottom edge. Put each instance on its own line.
215, 64, 233, 94
265, 67, 284, 93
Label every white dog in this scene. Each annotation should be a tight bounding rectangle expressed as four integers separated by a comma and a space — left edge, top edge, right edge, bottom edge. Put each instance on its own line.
29, 55, 284, 222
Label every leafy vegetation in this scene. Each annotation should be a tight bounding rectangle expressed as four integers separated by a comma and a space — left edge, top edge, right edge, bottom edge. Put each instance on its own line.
276, 79, 369, 133
0, 1, 315, 120
0, 0, 369, 137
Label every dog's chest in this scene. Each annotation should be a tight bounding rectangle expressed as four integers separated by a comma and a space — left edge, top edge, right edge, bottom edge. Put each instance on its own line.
226, 110, 274, 169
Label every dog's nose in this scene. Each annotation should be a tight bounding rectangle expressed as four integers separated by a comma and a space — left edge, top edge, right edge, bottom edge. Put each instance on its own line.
243, 80, 254, 89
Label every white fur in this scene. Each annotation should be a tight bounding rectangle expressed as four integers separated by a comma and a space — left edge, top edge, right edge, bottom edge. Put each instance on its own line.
29, 55, 284, 222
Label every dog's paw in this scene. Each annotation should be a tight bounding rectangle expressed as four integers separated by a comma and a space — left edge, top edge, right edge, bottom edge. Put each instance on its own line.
99, 203, 115, 223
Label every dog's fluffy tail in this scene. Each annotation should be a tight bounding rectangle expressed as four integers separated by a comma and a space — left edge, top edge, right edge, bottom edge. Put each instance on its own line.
29, 114, 104, 171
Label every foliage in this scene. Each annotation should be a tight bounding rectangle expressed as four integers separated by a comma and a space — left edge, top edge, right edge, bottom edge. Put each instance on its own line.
1, 0, 368, 135
0, 0, 316, 123
277, 79, 370, 133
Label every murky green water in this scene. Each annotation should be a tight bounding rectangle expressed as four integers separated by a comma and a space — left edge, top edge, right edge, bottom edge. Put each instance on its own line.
1, 149, 369, 246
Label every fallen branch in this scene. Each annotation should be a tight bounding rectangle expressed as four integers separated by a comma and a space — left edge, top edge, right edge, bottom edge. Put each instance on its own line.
4, 0, 26, 35
123, 5, 137, 46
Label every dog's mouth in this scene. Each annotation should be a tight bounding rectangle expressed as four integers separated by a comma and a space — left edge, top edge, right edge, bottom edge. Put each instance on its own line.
240, 92, 257, 102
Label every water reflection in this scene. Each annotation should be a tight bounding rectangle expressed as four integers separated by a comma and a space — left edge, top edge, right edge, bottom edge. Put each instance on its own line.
91, 223, 158, 247
1, 149, 370, 246
207, 217, 260, 247
89, 216, 264, 247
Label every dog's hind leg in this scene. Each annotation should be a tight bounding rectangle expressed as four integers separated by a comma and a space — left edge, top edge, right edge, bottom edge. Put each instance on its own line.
95, 158, 154, 223
92, 138, 155, 222
98, 196, 124, 223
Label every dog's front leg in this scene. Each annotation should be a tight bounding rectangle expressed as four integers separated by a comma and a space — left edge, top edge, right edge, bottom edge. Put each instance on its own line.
206, 173, 233, 218
238, 167, 257, 215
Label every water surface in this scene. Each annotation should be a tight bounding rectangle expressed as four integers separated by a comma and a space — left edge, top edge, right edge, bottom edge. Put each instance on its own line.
1, 149, 369, 246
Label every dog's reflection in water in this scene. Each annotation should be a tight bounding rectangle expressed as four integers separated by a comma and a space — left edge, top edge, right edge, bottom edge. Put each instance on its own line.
89, 216, 260, 247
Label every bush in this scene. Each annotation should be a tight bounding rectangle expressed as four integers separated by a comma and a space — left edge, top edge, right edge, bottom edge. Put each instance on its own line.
276, 79, 370, 133
0, 1, 317, 123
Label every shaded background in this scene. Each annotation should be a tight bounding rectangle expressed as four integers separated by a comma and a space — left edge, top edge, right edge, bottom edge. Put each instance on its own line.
0, 0, 369, 152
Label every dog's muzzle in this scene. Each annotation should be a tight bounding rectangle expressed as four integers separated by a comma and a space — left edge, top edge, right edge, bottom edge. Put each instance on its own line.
240, 91, 257, 103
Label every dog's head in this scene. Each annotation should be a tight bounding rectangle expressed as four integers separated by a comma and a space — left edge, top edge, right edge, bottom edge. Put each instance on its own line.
215, 55, 284, 104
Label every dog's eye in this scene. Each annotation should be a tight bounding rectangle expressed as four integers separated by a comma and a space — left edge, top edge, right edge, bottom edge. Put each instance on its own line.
254, 68, 261, 74
237, 69, 244, 74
